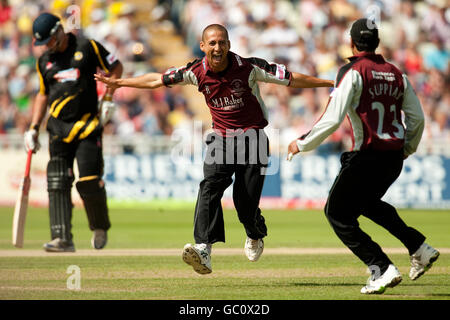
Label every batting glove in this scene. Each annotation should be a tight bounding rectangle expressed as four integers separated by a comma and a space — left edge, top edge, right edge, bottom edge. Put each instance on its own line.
98, 99, 116, 126
24, 128, 40, 153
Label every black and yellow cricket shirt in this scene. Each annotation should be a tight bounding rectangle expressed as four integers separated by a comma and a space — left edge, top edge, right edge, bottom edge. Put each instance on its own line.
36, 33, 119, 143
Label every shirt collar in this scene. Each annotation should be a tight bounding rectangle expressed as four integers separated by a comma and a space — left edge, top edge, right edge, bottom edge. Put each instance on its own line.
347, 51, 384, 62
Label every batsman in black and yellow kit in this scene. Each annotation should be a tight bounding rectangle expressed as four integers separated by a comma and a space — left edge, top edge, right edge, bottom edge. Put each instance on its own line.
24, 13, 123, 252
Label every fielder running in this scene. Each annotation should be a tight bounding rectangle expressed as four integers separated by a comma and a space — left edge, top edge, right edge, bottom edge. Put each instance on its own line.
287, 18, 439, 294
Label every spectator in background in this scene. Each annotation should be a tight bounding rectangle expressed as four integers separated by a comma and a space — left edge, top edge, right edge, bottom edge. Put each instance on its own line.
258, 18, 299, 61
424, 37, 450, 72
141, 93, 167, 137
421, 2, 450, 48
0, 91, 16, 133
0, 0, 11, 25
429, 107, 450, 142
83, 8, 111, 43
395, 1, 420, 45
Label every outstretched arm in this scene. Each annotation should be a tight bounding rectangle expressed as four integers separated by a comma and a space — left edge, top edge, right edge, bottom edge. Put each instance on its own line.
287, 69, 357, 160
289, 72, 334, 88
94, 72, 164, 90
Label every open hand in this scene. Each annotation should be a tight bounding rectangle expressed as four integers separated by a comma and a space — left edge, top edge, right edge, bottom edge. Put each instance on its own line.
94, 73, 120, 89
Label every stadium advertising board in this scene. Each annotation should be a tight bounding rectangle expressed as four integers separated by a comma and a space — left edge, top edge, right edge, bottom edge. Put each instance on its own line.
1, 151, 448, 209
102, 153, 450, 209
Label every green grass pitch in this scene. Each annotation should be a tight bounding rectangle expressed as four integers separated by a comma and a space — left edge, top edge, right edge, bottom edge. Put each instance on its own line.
0, 205, 449, 300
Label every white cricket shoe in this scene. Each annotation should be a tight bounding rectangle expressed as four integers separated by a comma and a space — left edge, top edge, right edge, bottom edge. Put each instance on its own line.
244, 237, 264, 262
360, 264, 402, 294
409, 243, 440, 280
43, 238, 75, 253
182, 243, 212, 275
91, 229, 107, 249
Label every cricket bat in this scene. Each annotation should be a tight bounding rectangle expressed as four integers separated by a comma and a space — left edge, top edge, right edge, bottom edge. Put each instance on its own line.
12, 150, 33, 248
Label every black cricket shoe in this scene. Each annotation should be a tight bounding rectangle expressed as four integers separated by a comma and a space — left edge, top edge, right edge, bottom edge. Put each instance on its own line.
43, 238, 75, 252
91, 229, 107, 249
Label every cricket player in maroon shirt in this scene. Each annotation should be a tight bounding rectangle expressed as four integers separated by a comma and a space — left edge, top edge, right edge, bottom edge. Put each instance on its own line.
95, 24, 333, 274
287, 18, 439, 294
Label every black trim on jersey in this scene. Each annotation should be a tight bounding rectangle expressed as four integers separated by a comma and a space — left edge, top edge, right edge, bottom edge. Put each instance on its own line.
335, 58, 359, 87
162, 71, 184, 86
162, 59, 202, 87
299, 131, 311, 140
248, 57, 292, 80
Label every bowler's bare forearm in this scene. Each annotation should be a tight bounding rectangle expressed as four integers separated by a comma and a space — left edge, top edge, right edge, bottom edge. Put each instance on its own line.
116, 72, 164, 89
94, 72, 164, 90
290, 72, 334, 88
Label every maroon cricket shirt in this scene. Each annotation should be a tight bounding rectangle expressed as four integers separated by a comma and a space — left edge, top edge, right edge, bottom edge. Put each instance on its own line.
296, 52, 424, 157
162, 51, 292, 136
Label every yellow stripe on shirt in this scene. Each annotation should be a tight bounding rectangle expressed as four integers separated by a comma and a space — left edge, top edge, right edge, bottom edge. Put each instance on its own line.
49, 97, 62, 114
62, 113, 91, 143
36, 61, 46, 95
51, 94, 77, 118
79, 116, 99, 140
78, 175, 99, 182
90, 40, 109, 73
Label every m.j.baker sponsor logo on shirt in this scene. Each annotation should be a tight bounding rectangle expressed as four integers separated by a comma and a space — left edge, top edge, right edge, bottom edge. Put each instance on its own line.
53, 68, 80, 83
211, 94, 244, 111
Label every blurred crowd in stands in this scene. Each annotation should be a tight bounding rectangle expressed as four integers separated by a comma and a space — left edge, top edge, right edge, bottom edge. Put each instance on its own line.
0, 0, 449, 153
0, 0, 192, 142
170, 0, 450, 151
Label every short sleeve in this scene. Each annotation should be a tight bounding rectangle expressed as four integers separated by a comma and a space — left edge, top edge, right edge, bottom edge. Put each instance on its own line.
89, 40, 119, 73
248, 57, 292, 86
162, 59, 201, 87
36, 59, 49, 95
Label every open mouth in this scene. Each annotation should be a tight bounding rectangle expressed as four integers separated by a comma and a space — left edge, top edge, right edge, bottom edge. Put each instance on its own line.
211, 53, 223, 63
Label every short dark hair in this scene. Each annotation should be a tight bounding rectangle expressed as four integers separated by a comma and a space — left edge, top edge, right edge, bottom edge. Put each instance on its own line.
202, 24, 229, 41
350, 18, 380, 52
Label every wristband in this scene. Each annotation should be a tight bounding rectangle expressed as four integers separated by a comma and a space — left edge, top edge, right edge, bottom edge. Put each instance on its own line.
30, 123, 40, 131
162, 72, 183, 87
103, 94, 113, 101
